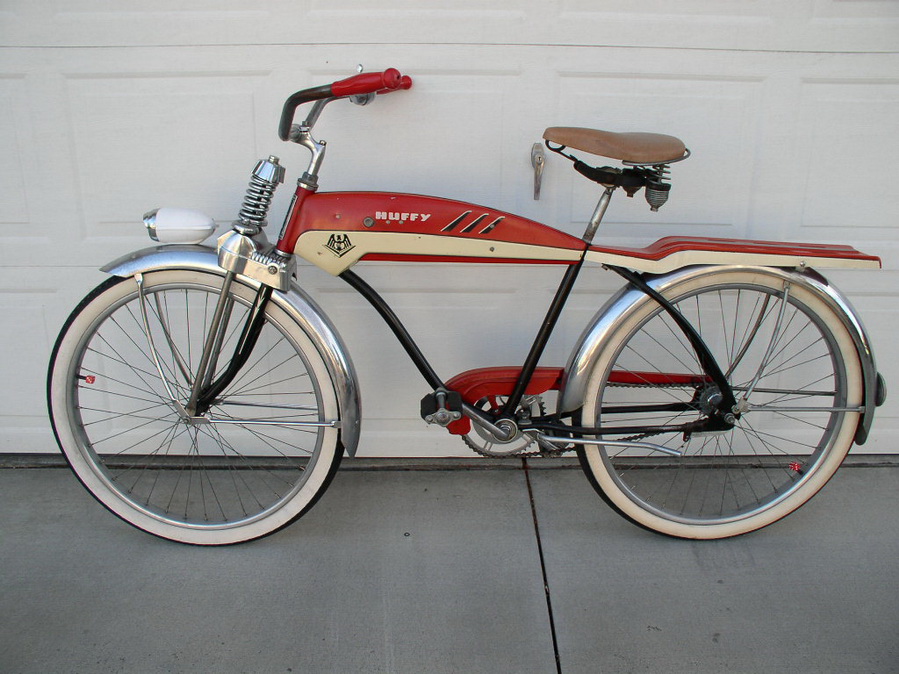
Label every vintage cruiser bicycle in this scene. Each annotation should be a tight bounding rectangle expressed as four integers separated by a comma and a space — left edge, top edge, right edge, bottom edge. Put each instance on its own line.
47, 68, 886, 545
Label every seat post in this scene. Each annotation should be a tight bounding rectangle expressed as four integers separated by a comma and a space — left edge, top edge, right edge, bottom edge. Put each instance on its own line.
582, 186, 615, 244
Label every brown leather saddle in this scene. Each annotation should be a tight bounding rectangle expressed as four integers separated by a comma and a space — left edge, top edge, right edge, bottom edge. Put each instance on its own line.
543, 127, 686, 164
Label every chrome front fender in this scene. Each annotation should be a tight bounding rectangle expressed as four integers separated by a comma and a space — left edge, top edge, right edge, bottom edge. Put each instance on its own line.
101, 244, 362, 457
559, 264, 882, 445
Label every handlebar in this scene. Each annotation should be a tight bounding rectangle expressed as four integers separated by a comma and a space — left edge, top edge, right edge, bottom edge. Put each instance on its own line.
278, 68, 412, 141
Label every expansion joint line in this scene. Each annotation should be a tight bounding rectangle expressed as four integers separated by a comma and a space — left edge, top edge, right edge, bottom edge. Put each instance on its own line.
522, 458, 562, 674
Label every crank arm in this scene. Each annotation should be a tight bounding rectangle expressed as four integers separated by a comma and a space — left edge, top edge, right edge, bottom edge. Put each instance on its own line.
462, 402, 517, 441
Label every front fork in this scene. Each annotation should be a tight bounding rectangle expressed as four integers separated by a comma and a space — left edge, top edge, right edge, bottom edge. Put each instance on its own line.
191, 280, 274, 416
189, 155, 293, 416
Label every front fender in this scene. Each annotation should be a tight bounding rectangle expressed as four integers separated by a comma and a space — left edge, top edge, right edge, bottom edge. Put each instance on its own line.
559, 264, 882, 446
101, 244, 362, 457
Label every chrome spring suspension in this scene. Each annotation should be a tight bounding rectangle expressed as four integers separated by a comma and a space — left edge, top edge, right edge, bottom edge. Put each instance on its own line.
217, 154, 295, 292
644, 163, 671, 212
234, 155, 286, 234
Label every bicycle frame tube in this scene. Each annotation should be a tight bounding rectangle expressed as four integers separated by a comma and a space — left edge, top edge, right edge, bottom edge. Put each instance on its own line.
606, 265, 738, 422
500, 257, 585, 417
339, 269, 445, 391
337, 252, 745, 445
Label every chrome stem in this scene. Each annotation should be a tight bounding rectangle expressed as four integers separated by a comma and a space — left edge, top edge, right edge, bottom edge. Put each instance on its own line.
582, 186, 615, 245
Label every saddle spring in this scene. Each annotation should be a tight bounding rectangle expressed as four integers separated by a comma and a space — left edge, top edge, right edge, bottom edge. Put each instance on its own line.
644, 163, 672, 212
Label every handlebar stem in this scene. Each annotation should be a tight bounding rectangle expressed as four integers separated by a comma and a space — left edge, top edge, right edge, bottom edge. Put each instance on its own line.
290, 125, 327, 191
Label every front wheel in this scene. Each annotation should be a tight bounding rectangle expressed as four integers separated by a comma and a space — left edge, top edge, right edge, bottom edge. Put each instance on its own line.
47, 269, 344, 545
578, 267, 864, 539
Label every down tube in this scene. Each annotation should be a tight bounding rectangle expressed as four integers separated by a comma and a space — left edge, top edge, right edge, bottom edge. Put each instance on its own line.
339, 269, 445, 390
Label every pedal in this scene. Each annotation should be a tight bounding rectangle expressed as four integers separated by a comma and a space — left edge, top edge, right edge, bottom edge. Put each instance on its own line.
420, 389, 463, 427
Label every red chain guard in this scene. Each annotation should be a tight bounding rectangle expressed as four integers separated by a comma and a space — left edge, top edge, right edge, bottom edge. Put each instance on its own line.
444, 367, 564, 435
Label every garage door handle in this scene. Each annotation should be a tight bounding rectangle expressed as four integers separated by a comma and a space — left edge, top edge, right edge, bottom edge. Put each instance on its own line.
531, 143, 545, 200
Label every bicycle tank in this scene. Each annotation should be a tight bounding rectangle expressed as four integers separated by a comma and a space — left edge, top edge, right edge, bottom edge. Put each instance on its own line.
284, 192, 585, 274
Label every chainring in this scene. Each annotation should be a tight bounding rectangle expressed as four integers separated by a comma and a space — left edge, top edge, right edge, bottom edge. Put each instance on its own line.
462, 395, 546, 457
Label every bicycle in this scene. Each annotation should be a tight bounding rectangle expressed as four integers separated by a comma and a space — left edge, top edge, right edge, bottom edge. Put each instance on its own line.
47, 67, 886, 545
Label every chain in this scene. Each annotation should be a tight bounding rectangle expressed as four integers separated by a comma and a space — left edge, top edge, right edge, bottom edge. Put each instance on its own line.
461, 380, 692, 458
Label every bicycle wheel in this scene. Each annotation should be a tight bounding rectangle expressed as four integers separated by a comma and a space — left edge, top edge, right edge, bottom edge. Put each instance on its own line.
578, 267, 863, 539
48, 269, 343, 545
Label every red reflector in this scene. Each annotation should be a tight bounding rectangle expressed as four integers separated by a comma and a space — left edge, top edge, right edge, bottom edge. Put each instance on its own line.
788, 461, 802, 472
84, 375, 95, 385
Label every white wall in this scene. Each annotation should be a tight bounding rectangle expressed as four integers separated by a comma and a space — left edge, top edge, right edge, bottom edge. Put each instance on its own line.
2, 1, 897, 456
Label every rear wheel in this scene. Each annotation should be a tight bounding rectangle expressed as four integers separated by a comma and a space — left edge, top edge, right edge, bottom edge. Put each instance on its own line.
47, 269, 343, 545
578, 268, 863, 539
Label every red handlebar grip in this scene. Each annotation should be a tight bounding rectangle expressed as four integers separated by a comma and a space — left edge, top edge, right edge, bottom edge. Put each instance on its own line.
332, 68, 402, 97
377, 75, 413, 95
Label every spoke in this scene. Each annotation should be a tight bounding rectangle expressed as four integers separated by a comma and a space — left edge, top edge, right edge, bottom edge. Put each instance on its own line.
726, 291, 772, 378
88, 335, 171, 403
739, 419, 820, 453
118, 422, 183, 499
81, 411, 179, 450
78, 402, 173, 427
78, 379, 171, 407
221, 335, 290, 394
197, 423, 299, 496
151, 292, 194, 387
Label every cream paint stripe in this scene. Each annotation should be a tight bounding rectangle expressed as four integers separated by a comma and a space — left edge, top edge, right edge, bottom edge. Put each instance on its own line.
293, 230, 880, 275
586, 249, 881, 273
294, 231, 583, 275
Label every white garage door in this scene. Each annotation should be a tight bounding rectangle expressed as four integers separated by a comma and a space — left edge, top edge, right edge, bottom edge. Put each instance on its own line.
2, 2, 897, 457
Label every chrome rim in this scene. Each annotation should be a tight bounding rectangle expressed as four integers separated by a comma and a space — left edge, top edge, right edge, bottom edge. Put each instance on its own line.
66, 277, 329, 530
594, 281, 849, 525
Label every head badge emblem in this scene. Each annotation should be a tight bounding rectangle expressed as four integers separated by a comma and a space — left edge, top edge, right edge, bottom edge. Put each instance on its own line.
325, 233, 355, 257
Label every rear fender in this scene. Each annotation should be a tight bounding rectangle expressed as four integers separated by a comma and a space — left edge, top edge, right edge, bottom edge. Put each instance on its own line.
101, 244, 362, 456
559, 265, 882, 446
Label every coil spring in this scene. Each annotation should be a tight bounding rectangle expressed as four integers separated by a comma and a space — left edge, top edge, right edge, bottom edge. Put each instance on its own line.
235, 157, 285, 231
644, 163, 672, 211
238, 174, 277, 227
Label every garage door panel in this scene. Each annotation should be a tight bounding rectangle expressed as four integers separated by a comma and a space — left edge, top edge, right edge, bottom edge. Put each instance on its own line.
797, 80, 899, 232
319, 71, 516, 203
65, 76, 263, 236
0, 78, 31, 227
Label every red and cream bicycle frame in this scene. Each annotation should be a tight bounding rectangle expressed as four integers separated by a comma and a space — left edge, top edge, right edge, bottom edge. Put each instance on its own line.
122, 67, 884, 456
